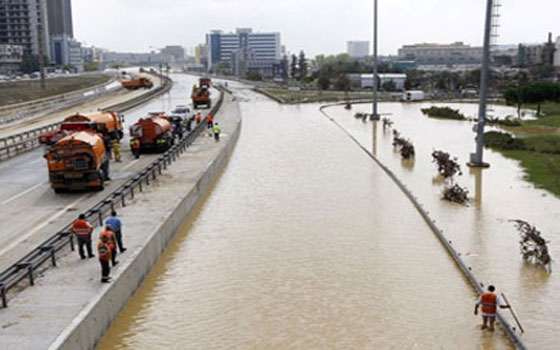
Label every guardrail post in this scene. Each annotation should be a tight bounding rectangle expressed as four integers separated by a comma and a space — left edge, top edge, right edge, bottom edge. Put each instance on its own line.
152, 168, 156, 180
0, 284, 6, 308
40, 246, 56, 267
16, 263, 34, 286
69, 232, 75, 251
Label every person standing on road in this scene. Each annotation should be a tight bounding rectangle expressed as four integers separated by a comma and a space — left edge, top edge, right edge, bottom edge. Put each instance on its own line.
106, 211, 126, 253
112, 139, 122, 162
474, 285, 510, 331
130, 138, 141, 159
100, 226, 119, 266
212, 122, 221, 141
97, 234, 112, 283
206, 113, 213, 128
72, 214, 94, 259
196, 112, 202, 124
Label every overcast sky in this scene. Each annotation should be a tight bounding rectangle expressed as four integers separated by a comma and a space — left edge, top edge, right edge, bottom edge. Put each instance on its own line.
73, 0, 559, 56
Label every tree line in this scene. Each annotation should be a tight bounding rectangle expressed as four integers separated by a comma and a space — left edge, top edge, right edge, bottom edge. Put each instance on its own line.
504, 82, 560, 116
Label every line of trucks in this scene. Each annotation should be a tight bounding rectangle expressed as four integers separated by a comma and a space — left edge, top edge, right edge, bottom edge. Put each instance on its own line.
39, 77, 213, 193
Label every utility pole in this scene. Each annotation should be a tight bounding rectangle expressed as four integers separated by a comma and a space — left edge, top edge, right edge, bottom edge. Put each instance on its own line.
370, 0, 379, 120
468, 0, 493, 168
37, 24, 46, 89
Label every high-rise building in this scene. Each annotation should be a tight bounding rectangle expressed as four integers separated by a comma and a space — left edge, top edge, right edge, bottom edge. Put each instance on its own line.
46, 0, 72, 37
0, 0, 50, 58
554, 36, 560, 70
206, 28, 281, 77
347, 41, 370, 59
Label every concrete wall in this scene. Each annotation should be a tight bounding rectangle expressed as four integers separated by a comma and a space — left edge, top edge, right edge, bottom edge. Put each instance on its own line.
49, 96, 241, 350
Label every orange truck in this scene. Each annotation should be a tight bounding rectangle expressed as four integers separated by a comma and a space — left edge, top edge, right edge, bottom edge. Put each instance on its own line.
191, 85, 211, 109
40, 111, 124, 146
199, 77, 211, 87
129, 115, 174, 152
121, 77, 153, 90
45, 131, 109, 193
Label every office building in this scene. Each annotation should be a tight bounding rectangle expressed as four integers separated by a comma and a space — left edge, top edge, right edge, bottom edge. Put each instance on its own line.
398, 42, 482, 66
51, 34, 83, 71
206, 28, 281, 77
347, 41, 370, 59
46, 0, 72, 37
0, 44, 24, 74
0, 0, 50, 58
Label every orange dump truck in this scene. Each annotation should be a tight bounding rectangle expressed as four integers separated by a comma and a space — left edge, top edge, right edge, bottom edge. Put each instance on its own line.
129, 115, 174, 152
40, 111, 124, 146
199, 77, 211, 87
191, 85, 211, 109
121, 77, 153, 90
45, 131, 109, 193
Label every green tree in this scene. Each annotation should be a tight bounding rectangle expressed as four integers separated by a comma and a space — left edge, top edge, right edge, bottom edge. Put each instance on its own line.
317, 74, 330, 90
20, 53, 49, 74
280, 55, 289, 81
290, 54, 298, 79
299, 50, 307, 79
83, 62, 99, 72
246, 71, 263, 81
335, 74, 350, 91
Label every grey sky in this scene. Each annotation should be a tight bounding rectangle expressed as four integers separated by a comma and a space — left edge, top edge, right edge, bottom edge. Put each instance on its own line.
73, 0, 559, 56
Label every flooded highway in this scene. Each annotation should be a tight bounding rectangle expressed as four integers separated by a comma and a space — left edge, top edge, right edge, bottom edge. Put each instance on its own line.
98, 86, 513, 349
319, 102, 560, 349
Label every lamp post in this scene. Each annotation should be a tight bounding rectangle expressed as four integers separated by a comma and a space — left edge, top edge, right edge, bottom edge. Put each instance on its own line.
370, 0, 380, 120
468, 0, 493, 168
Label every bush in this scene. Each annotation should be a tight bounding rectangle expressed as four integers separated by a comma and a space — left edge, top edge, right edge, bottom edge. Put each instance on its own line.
246, 72, 263, 81
484, 131, 526, 150
525, 135, 560, 154
421, 106, 466, 120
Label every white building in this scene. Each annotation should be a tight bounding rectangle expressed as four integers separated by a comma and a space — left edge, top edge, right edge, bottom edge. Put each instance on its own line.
206, 28, 281, 76
360, 73, 407, 90
0, 44, 24, 74
50, 34, 83, 72
347, 41, 370, 59
398, 42, 482, 66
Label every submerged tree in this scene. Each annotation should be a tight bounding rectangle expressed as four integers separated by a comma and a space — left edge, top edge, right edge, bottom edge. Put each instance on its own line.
432, 150, 462, 178
512, 220, 552, 272
392, 130, 415, 159
442, 184, 470, 204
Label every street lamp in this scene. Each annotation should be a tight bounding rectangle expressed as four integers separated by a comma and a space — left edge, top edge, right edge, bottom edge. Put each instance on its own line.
468, 0, 494, 168
370, 0, 380, 120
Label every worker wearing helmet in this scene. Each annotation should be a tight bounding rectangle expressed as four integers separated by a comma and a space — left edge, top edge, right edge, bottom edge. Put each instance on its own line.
97, 234, 112, 283
72, 214, 94, 259
213, 123, 221, 141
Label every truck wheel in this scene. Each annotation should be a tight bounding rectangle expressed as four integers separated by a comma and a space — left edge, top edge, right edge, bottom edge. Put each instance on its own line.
54, 188, 65, 194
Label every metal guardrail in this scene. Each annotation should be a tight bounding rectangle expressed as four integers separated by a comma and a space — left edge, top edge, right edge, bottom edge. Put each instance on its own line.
0, 74, 173, 162
318, 104, 528, 350
0, 85, 225, 308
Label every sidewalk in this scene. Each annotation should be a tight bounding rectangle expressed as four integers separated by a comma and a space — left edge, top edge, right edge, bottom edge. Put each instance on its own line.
0, 92, 241, 350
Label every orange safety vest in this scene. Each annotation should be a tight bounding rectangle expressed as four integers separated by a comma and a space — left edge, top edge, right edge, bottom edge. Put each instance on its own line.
196, 114, 202, 122
481, 292, 497, 314
100, 230, 116, 250
206, 114, 213, 122
72, 219, 92, 237
97, 240, 112, 261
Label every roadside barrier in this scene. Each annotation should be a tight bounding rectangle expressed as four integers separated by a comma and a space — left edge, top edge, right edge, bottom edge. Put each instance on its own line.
319, 104, 528, 350
0, 74, 173, 162
0, 85, 225, 308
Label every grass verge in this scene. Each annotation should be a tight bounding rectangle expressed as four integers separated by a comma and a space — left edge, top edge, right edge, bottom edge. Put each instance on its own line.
0, 74, 113, 106
500, 150, 560, 196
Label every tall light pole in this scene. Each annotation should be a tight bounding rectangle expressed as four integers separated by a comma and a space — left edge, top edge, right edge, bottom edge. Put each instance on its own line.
370, 0, 379, 120
469, 0, 493, 168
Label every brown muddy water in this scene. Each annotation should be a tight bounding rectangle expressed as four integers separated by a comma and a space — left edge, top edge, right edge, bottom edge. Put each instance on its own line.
97, 88, 517, 349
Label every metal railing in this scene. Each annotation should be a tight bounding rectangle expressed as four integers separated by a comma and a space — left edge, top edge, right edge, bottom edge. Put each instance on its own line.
0, 85, 225, 308
318, 104, 528, 350
0, 73, 173, 162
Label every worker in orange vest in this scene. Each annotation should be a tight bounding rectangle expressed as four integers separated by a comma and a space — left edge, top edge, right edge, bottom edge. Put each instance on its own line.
130, 138, 141, 159
474, 285, 510, 331
196, 112, 202, 124
100, 226, 119, 266
206, 113, 213, 128
72, 214, 94, 259
97, 234, 112, 283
